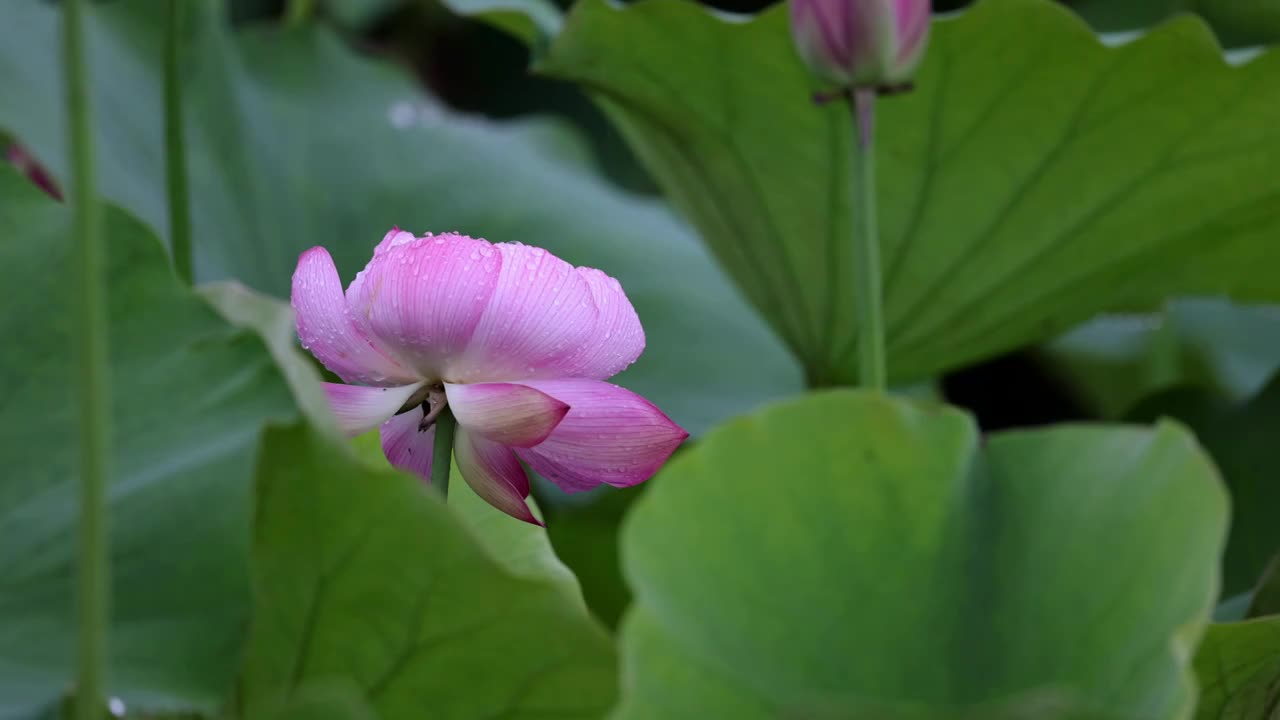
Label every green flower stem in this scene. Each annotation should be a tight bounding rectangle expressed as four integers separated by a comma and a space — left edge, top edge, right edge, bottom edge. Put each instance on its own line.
432, 407, 458, 500
64, 0, 112, 717
164, 0, 192, 285
851, 88, 886, 391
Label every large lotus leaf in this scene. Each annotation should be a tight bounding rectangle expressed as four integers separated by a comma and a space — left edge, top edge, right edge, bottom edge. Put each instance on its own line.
1067, 0, 1280, 48
239, 423, 617, 719
1043, 300, 1280, 418
325, 0, 561, 43
544, 487, 640, 629
1248, 552, 1280, 618
1191, 617, 1280, 719
349, 430, 588, 614
0, 0, 799, 436
0, 167, 299, 716
617, 391, 1226, 718
1127, 373, 1280, 598
537, 0, 1280, 385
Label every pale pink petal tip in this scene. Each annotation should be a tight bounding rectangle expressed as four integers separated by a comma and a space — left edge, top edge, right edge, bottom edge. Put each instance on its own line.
377, 226, 417, 254
514, 379, 688, 493
456, 431, 543, 526
445, 382, 569, 447
323, 381, 425, 437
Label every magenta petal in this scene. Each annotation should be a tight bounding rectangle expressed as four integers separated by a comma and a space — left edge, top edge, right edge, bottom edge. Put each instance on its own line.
291, 247, 415, 386
455, 430, 541, 526
513, 379, 688, 493
556, 267, 645, 380
380, 407, 434, 483
893, 0, 931, 67
452, 242, 599, 382
323, 382, 425, 437
444, 382, 569, 448
347, 232, 503, 379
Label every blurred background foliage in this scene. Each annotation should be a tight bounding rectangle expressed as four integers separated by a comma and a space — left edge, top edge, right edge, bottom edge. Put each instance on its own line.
219, 0, 1280, 427
243, 0, 1280, 619
233, 0, 1280, 666
7, 0, 1280, 643
3, 0, 1280, 715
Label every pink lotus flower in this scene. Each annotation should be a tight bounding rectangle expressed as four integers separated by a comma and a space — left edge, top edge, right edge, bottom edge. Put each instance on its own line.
790, 0, 931, 89
291, 228, 688, 525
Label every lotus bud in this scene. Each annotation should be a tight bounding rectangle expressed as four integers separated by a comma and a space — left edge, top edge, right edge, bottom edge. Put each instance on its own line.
790, 0, 931, 91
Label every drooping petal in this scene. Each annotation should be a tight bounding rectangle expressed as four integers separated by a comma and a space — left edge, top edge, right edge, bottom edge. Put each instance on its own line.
346, 232, 503, 380
291, 247, 416, 386
513, 379, 688, 493
455, 429, 541, 526
451, 242, 599, 382
323, 381, 426, 437
380, 406, 434, 483
555, 268, 645, 380
444, 382, 569, 448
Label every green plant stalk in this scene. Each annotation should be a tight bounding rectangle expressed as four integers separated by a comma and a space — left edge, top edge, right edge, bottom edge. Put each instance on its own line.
432, 408, 457, 500
64, 0, 111, 717
164, 0, 193, 285
851, 88, 886, 391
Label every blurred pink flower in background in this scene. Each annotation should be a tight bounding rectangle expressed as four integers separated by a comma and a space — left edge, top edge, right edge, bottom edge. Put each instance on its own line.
6, 144, 62, 200
790, 0, 931, 89
291, 228, 688, 525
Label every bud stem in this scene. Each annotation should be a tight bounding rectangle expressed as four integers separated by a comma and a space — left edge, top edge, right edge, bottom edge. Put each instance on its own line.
64, 0, 112, 716
851, 88, 886, 391
164, 0, 193, 285
431, 407, 457, 500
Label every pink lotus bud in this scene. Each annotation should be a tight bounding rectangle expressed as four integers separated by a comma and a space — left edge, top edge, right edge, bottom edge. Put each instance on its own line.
790, 0, 931, 90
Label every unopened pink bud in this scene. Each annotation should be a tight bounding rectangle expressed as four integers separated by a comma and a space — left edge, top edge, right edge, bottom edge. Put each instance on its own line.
790, 0, 931, 90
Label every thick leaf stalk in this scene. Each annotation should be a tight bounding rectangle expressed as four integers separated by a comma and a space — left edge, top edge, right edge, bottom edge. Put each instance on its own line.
164, 0, 193, 284
63, 0, 112, 716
